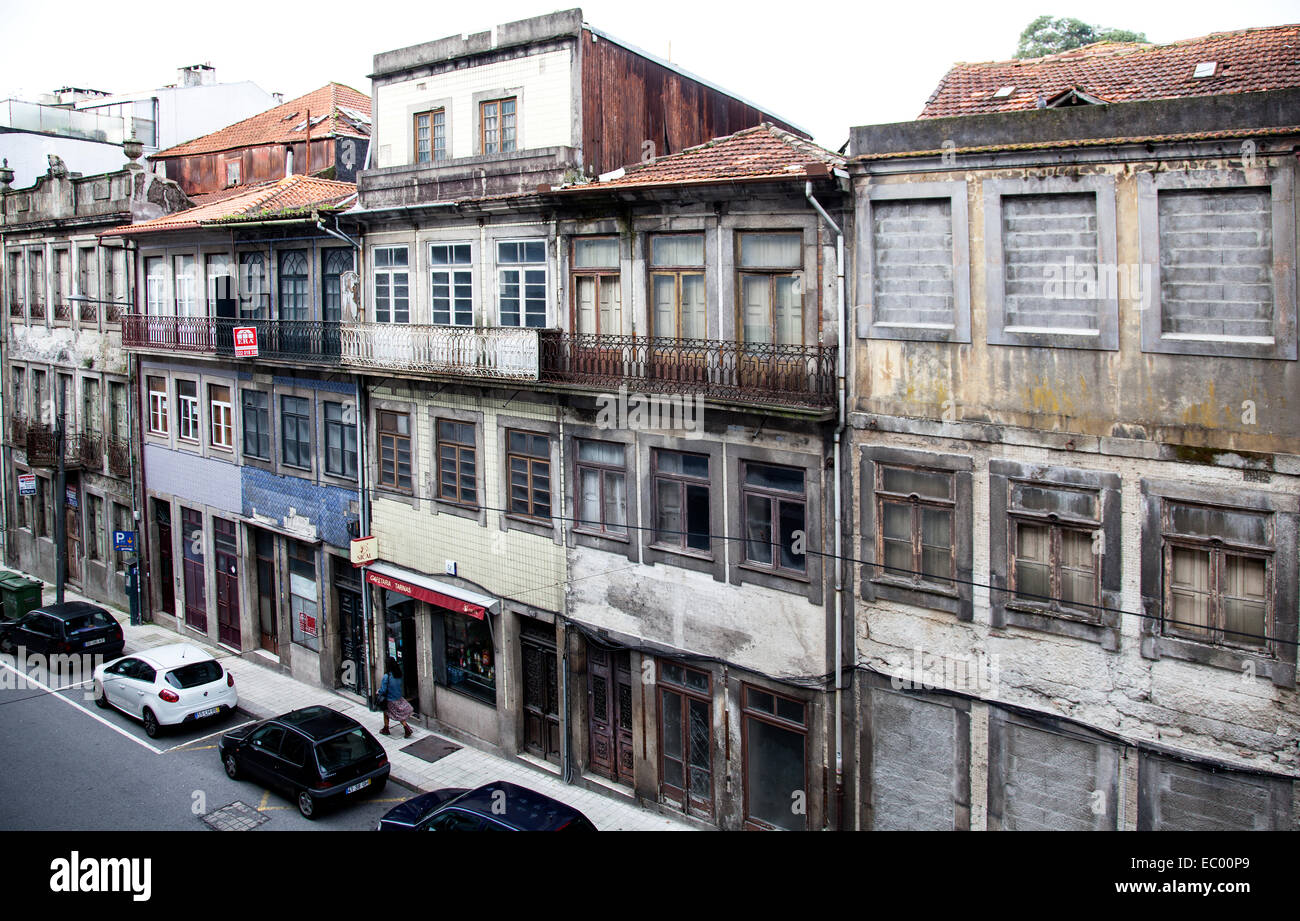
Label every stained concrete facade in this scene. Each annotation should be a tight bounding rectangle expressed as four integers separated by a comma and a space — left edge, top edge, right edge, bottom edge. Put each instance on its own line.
0, 157, 190, 608
846, 89, 1300, 830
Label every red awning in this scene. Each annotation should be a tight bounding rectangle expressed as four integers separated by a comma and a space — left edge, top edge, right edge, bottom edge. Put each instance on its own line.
365, 568, 489, 620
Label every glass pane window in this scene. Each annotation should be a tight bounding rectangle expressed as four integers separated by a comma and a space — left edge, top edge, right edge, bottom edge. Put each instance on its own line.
208, 384, 233, 450
742, 463, 806, 575
430, 244, 472, 326
324, 402, 357, 478
206, 253, 234, 308
281, 395, 311, 468
241, 390, 269, 459
322, 248, 353, 323
653, 449, 710, 552
289, 541, 319, 651
481, 97, 516, 154
177, 380, 199, 442
173, 255, 199, 317
739, 233, 801, 268
436, 419, 475, 504
373, 246, 409, 324
575, 440, 627, 536
147, 377, 168, 435
144, 257, 167, 315
414, 109, 446, 164
573, 237, 619, 268
498, 241, 546, 328
742, 685, 806, 831
507, 430, 551, 520
239, 252, 266, 319
875, 464, 956, 590
278, 250, 309, 321
377, 411, 412, 492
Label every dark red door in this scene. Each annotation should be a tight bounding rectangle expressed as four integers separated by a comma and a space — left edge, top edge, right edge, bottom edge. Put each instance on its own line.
181, 507, 207, 633
154, 500, 175, 616
588, 646, 634, 784
214, 517, 240, 648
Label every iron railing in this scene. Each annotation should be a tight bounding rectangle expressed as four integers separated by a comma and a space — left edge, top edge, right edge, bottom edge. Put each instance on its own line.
121, 314, 343, 365
79, 431, 103, 472
538, 332, 836, 408
54, 299, 72, 322
8, 300, 22, 318
28, 300, 44, 320
25, 427, 88, 469
107, 437, 131, 477
340, 323, 540, 380
105, 300, 123, 323
79, 300, 98, 323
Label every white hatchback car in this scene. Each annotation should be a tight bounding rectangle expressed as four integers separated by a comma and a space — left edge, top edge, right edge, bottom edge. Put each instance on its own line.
93, 644, 238, 738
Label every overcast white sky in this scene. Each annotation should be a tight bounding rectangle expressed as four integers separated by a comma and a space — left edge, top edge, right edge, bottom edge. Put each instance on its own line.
2, 0, 1297, 148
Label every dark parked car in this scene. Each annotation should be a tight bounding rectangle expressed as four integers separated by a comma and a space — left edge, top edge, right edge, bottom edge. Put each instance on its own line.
377, 781, 598, 831
0, 601, 124, 660
219, 705, 390, 819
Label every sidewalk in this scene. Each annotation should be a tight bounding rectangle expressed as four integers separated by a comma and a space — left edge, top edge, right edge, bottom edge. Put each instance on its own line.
20, 577, 693, 831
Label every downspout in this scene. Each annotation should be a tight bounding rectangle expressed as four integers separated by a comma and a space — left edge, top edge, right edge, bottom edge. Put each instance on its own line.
806, 180, 845, 830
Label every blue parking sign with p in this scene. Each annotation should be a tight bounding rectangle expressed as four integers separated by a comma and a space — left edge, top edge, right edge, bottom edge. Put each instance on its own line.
113, 530, 136, 552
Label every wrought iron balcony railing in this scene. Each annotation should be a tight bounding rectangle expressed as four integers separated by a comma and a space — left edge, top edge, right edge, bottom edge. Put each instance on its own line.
339, 323, 540, 380
54, 299, 72, 322
79, 431, 103, 472
8, 300, 22, 318
79, 300, 98, 323
24, 427, 90, 469
121, 314, 343, 365
28, 301, 45, 320
7, 413, 27, 447
107, 436, 131, 477
538, 332, 837, 409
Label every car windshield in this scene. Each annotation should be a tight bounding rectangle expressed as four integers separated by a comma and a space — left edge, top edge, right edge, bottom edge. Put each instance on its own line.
65, 611, 114, 633
315, 728, 383, 772
166, 660, 224, 689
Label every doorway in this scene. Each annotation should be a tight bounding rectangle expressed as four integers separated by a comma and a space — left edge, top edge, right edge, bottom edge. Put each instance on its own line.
181, 506, 207, 633
588, 644, 633, 784
213, 517, 241, 649
254, 529, 277, 654
521, 620, 561, 765
383, 591, 419, 714
335, 567, 363, 693
154, 499, 175, 616
65, 491, 82, 584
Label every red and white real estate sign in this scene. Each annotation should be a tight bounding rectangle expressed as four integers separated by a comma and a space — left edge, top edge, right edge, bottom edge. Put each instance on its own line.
234, 326, 259, 358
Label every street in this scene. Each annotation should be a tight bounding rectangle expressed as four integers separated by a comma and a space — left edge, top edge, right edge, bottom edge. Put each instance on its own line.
0, 655, 409, 831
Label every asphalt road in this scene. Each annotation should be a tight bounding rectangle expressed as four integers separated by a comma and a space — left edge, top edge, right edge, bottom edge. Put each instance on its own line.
0, 654, 412, 831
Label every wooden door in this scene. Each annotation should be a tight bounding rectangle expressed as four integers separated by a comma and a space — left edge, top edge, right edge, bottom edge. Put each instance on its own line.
335, 572, 363, 692
181, 507, 207, 633
155, 501, 175, 616
65, 502, 82, 583
254, 530, 277, 654
214, 518, 240, 648
588, 646, 634, 784
522, 624, 561, 765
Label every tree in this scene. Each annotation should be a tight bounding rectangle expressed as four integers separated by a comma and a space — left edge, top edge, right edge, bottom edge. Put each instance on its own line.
1014, 16, 1148, 59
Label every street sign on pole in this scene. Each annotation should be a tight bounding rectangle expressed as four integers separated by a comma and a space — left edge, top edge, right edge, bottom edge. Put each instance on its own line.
234, 326, 259, 358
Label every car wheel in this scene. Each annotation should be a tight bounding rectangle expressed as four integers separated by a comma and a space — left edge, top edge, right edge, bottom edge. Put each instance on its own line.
94, 682, 109, 709
371, 777, 387, 796
142, 708, 160, 739
297, 790, 317, 820
223, 752, 239, 780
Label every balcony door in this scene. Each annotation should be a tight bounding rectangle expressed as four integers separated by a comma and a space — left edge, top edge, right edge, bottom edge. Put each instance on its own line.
650, 234, 708, 385
588, 645, 634, 785
737, 233, 807, 396
570, 238, 622, 379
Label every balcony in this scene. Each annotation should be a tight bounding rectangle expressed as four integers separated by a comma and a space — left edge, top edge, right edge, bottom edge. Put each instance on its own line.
121, 315, 343, 366
107, 437, 131, 477
7, 413, 27, 447
79, 431, 103, 472
28, 300, 45, 320
538, 333, 837, 410
340, 324, 539, 381
54, 299, 72, 322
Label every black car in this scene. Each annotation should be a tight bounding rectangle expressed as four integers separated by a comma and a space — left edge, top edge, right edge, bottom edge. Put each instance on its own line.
0, 602, 124, 660
219, 705, 390, 819
377, 781, 598, 831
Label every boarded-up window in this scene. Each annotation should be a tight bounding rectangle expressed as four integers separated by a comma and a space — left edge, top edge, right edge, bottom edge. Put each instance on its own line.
1139, 754, 1291, 830
988, 713, 1119, 831
869, 689, 964, 830
1002, 193, 1099, 332
1157, 187, 1273, 340
872, 198, 954, 329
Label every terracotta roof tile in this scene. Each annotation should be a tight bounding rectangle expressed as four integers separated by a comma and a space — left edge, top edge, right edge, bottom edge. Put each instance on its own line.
921, 24, 1300, 118
102, 176, 357, 236
151, 83, 371, 158
567, 124, 844, 191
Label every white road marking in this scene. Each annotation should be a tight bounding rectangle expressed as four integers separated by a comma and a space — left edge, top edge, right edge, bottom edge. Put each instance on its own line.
0, 658, 164, 755
163, 718, 255, 753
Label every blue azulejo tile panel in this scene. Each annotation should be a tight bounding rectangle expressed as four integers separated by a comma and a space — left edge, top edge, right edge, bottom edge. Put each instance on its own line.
240, 465, 356, 549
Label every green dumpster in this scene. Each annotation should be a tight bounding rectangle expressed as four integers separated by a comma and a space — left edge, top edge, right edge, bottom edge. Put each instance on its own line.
0, 572, 44, 625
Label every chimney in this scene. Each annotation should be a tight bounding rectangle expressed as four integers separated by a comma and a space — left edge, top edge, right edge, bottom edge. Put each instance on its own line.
273, 92, 285, 105
178, 63, 216, 87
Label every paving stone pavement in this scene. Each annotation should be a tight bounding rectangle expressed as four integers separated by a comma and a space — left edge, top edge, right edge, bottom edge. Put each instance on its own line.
17, 575, 694, 831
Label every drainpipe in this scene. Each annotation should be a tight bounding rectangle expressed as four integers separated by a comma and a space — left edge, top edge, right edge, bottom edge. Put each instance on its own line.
806, 180, 845, 830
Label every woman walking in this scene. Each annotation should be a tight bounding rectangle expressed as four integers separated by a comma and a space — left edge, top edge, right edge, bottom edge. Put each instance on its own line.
378, 657, 414, 738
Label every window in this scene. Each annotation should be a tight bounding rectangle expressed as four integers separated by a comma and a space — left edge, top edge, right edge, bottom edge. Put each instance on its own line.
436, 419, 476, 505
280, 396, 311, 468
650, 234, 705, 338
288, 541, 319, 651
27, 249, 45, 318
208, 384, 233, 450
278, 250, 309, 321
738, 232, 803, 345
176, 380, 199, 442
144, 256, 167, 315
322, 248, 353, 323
377, 410, 412, 492
507, 430, 550, 520
571, 237, 621, 335
12, 367, 24, 418
480, 97, 516, 154
206, 254, 234, 313
373, 246, 409, 323
430, 244, 472, 325
87, 495, 105, 562
1138, 170, 1296, 360
5, 250, 22, 317
225, 160, 240, 187
241, 390, 270, 459
82, 378, 101, 435
575, 440, 627, 536
653, 449, 710, 553
414, 109, 446, 163
497, 241, 546, 327
983, 176, 1120, 350
863, 182, 971, 342
104, 248, 127, 321
1140, 479, 1298, 687
443, 611, 495, 704
109, 382, 127, 439
990, 461, 1121, 647
112, 502, 131, 571
76, 246, 98, 321
741, 463, 806, 575
324, 401, 357, 478
238, 252, 266, 319
875, 464, 956, 591
174, 254, 198, 317
659, 662, 712, 815
52, 248, 70, 320
147, 377, 168, 435
742, 685, 807, 831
